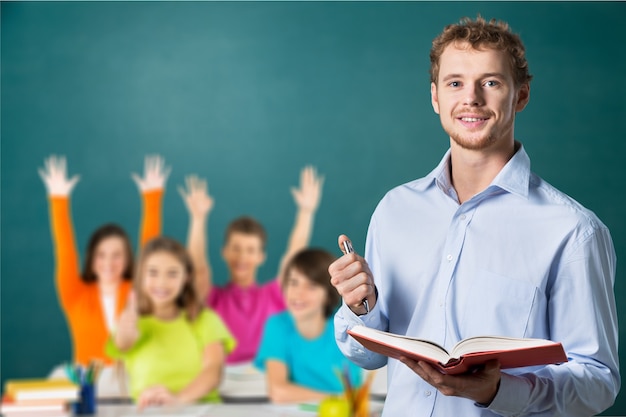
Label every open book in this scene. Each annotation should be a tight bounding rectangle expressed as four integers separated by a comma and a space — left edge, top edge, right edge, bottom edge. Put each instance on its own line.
348, 325, 567, 375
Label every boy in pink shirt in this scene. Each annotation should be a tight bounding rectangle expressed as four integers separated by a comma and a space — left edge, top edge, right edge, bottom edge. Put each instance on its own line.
180, 167, 323, 364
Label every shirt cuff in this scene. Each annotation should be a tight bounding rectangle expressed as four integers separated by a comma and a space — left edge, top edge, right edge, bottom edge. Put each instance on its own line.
481, 372, 531, 415
338, 298, 384, 330
335, 301, 388, 369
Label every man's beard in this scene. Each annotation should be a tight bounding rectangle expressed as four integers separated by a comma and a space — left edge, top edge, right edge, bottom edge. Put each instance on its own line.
448, 129, 497, 151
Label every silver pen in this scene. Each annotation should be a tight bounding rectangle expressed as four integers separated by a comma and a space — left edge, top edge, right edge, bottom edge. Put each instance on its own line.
342, 240, 370, 314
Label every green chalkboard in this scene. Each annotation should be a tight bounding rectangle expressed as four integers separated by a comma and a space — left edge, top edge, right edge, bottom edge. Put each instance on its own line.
2, 1, 625, 414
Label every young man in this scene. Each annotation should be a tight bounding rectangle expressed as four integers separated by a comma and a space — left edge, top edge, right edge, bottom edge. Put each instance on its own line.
181, 166, 324, 364
329, 16, 619, 416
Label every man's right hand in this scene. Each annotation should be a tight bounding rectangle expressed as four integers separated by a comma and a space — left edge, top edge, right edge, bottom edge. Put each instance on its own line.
328, 235, 377, 315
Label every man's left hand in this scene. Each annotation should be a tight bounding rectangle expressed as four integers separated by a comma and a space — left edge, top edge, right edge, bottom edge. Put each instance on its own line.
399, 357, 501, 406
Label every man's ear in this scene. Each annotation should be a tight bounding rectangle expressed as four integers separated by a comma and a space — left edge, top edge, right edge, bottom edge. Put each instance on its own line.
431, 82, 440, 114
515, 83, 530, 112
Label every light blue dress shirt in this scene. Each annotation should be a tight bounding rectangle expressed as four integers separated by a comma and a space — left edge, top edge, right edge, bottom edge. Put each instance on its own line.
335, 145, 619, 416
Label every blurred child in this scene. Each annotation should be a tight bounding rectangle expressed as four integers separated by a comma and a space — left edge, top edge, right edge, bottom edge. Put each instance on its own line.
186, 166, 324, 364
254, 248, 362, 403
107, 236, 235, 407
38, 154, 168, 366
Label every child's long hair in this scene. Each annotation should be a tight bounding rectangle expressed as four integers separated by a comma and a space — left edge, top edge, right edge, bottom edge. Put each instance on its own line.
134, 236, 202, 320
282, 248, 340, 318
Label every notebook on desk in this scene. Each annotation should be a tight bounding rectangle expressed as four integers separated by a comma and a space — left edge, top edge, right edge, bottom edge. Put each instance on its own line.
219, 363, 268, 403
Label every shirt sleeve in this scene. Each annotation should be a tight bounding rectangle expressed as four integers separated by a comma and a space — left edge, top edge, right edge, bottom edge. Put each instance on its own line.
139, 189, 163, 248
193, 309, 237, 354
334, 303, 388, 370
264, 279, 287, 310
253, 313, 288, 371
207, 285, 223, 309
49, 196, 84, 310
487, 225, 620, 416
334, 215, 389, 371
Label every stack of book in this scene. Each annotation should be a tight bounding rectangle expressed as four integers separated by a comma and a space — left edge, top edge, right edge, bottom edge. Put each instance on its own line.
0, 378, 78, 416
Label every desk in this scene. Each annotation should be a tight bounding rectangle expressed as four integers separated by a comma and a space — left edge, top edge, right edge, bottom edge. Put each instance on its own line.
47, 363, 387, 416
92, 402, 384, 417
218, 364, 387, 403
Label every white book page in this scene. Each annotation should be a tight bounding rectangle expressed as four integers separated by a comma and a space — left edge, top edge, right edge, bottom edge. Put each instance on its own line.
450, 335, 556, 358
350, 326, 451, 364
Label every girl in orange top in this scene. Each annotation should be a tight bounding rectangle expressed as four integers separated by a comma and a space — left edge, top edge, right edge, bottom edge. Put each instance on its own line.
39, 155, 170, 366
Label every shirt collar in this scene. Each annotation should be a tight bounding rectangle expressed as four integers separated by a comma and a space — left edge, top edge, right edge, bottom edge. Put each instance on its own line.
490, 142, 531, 199
414, 141, 531, 199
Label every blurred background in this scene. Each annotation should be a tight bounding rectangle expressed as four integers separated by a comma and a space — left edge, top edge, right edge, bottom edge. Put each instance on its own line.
2, 1, 625, 414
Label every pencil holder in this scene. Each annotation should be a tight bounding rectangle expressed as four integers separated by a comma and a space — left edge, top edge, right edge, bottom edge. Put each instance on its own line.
72, 382, 96, 415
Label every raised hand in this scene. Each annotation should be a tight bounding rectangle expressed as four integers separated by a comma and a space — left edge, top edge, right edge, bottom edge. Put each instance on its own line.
291, 165, 324, 213
178, 175, 214, 218
179, 175, 213, 301
38, 155, 80, 197
277, 166, 325, 283
131, 155, 171, 192
115, 291, 139, 350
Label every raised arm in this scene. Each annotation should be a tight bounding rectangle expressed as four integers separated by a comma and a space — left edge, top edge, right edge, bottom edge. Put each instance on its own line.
38, 155, 82, 309
277, 166, 324, 285
114, 291, 140, 352
178, 175, 214, 302
131, 155, 170, 247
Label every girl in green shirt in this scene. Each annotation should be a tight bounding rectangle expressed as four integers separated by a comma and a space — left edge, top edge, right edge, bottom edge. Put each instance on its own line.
108, 234, 235, 408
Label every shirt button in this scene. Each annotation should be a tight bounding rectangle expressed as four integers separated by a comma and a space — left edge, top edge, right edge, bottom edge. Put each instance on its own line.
446, 254, 453, 261
460, 214, 466, 220
425, 390, 432, 397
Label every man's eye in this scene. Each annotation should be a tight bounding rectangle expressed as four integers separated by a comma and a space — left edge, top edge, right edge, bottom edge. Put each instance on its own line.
485, 80, 499, 87
449, 81, 461, 87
